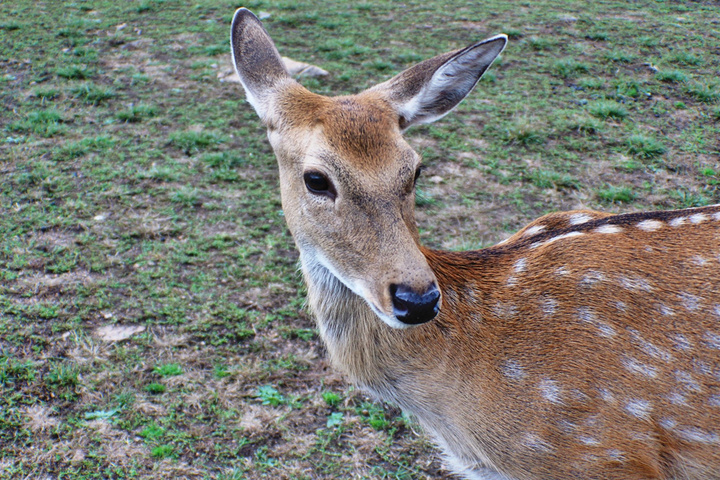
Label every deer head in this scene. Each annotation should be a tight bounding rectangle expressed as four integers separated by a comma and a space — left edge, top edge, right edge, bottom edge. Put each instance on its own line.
230, 8, 506, 329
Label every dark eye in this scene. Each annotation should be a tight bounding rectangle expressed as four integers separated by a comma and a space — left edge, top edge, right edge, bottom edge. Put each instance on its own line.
413, 165, 424, 185
304, 171, 336, 199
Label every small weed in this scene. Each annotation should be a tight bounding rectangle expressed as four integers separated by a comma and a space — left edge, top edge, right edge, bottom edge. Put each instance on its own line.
656, 70, 688, 83
527, 169, 579, 190
70, 82, 116, 105
8, 109, 65, 137
670, 189, 711, 207
56, 65, 93, 79
139, 422, 165, 440
578, 77, 604, 90
603, 50, 633, 63
145, 383, 166, 394
668, 51, 703, 66
0, 356, 37, 386
586, 30, 608, 41
684, 82, 720, 104
169, 130, 225, 154
588, 100, 628, 120
154, 363, 183, 377
256, 385, 286, 406
170, 186, 201, 206
553, 58, 589, 78
525, 36, 553, 51
326, 411, 344, 428
322, 391, 342, 407
502, 118, 545, 145
357, 402, 391, 431
627, 134, 666, 159
597, 185, 636, 203
151, 444, 175, 459
116, 104, 157, 122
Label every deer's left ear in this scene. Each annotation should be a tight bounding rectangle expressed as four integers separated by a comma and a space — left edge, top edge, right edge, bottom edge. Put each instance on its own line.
371, 35, 507, 130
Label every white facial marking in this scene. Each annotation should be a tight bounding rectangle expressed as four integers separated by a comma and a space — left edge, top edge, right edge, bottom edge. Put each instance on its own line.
669, 216, 686, 227
502, 359, 526, 381
539, 379, 562, 404
690, 213, 709, 224
569, 213, 593, 225
522, 225, 546, 237
636, 219, 663, 231
623, 357, 658, 378
625, 399, 652, 419
594, 224, 623, 234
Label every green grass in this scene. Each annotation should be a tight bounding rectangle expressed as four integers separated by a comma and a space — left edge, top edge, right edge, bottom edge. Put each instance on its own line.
1, 1, 718, 478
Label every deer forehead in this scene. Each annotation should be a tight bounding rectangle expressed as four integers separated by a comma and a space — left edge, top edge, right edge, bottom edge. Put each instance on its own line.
276, 86, 416, 172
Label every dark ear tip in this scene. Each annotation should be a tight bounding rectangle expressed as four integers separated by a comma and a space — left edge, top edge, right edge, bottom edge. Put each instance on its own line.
232, 7, 260, 29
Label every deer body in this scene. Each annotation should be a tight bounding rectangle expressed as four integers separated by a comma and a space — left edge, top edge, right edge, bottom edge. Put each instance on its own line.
230, 9, 720, 479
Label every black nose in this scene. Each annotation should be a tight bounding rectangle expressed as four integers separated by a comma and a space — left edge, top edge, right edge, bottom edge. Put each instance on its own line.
390, 283, 441, 325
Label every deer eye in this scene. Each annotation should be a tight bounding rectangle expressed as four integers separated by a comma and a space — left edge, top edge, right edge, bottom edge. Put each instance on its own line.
413, 165, 425, 185
304, 171, 336, 199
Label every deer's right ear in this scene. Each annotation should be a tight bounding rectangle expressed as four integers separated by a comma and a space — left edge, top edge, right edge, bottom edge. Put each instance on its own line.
230, 8, 291, 121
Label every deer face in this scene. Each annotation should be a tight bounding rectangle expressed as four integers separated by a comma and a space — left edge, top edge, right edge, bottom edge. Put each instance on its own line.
267, 87, 439, 328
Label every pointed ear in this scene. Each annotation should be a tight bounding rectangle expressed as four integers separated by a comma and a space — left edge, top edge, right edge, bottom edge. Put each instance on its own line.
230, 8, 293, 121
371, 35, 507, 130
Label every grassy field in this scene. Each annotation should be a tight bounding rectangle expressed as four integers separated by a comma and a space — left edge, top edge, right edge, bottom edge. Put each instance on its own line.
1, 0, 719, 478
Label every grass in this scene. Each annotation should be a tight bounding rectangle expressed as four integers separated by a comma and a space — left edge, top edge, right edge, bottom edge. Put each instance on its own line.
0, 1, 718, 479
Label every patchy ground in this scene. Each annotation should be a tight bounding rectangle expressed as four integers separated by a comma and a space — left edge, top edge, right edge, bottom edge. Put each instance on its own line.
1, 1, 719, 479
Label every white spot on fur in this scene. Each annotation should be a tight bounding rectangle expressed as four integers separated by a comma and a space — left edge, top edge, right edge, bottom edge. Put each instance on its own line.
669, 216, 686, 227
619, 275, 653, 292
690, 213, 709, 224
625, 399, 652, 419
555, 266, 570, 276
713, 211, 720, 221
607, 449, 625, 461
679, 292, 701, 311
521, 432, 554, 453
598, 388, 615, 404
579, 307, 616, 338
667, 392, 687, 406
513, 258, 527, 273
502, 359, 526, 381
674, 370, 702, 392
594, 224, 623, 234
531, 231, 584, 249
628, 329, 673, 362
703, 331, 720, 350
714, 305, 720, 319
623, 357, 658, 378
493, 301, 518, 319
658, 304, 675, 316
522, 225, 546, 237
660, 417, 677, 430
579, 435, 600, 446
675, 427, 719, 444
692, 255, 708, 266
672, 333, 692, 351
579, 270, 605, 288
709, 394, 720, 407
636, 219, 663, 231
539, 379, 562, 404
542, 297, 558, 317
569, 213, 593, 225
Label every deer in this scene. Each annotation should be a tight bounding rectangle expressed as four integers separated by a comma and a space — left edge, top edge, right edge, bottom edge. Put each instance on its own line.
229, 8, 720, 480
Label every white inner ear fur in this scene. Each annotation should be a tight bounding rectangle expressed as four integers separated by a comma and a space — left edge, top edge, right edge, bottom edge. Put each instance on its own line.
399, 35, 507, 127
